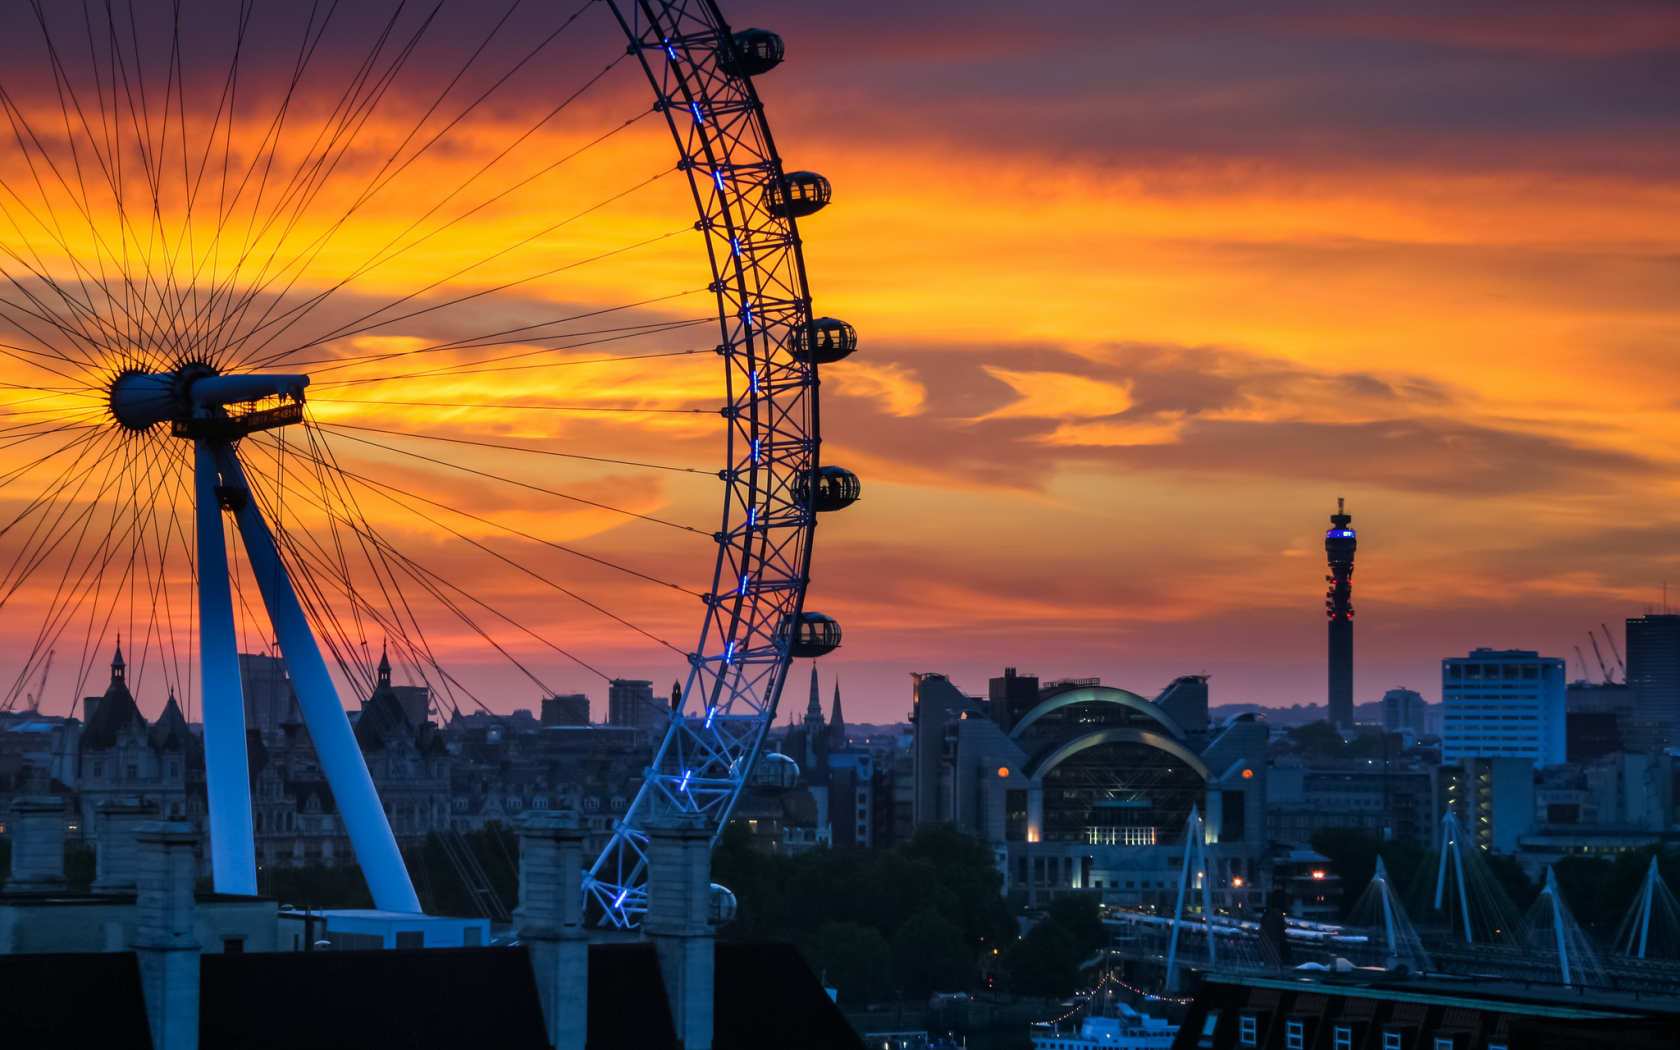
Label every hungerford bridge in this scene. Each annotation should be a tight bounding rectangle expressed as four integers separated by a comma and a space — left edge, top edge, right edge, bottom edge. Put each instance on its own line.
1105, 810, 1680, 994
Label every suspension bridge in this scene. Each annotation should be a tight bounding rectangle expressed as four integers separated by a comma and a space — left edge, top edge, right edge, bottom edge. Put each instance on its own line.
1102, 810, 1680, 994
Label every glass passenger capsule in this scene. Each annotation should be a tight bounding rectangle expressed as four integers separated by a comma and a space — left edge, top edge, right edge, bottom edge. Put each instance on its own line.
795, 466, 861, 512
763, 171, 831, 219
719, 28, 784, 77
780, 611, 841, 658
748, 751, 801, 790
792, 317, 856, 364
710, 883, 739, 925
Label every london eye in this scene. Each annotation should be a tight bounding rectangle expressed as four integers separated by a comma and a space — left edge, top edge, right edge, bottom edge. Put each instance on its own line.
0, 0, 853, 928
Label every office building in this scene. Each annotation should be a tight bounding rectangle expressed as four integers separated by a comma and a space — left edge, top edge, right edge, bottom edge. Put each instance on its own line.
1440, 648, 1565, 767
1626, 613, 1680, 750
541, 693, 590, 726
1381, 687, 1425, 733
606, 679, 664, 730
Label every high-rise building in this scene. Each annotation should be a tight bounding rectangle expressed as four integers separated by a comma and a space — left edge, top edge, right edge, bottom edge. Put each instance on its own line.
1440, 648, 1566, 767
606, 679, 660, 729
1382, 688, 1425, 733
542, 693, 590, 726
1325, 500, 1356, 728
1625, 614, 1680, 750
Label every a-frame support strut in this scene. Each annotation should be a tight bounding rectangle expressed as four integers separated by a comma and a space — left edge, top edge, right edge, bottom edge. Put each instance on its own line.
197, 442, 420, 913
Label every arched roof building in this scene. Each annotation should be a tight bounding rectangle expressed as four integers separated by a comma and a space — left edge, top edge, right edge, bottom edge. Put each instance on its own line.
910, 672, 1269, 915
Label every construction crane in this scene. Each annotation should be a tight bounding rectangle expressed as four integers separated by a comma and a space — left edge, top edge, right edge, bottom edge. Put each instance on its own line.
1588, 633, 1614, 684
1601, 623, 1627, 680
24, 650, 53, 714
1574, 646, 1593, 683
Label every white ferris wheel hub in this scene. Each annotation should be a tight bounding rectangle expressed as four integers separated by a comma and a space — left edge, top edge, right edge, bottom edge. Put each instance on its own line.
109, 368, 311, 437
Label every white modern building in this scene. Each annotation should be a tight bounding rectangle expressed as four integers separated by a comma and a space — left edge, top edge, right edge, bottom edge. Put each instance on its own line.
1441, 648, 1566, 767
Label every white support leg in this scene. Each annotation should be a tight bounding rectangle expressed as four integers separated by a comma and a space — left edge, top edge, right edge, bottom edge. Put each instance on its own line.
214, 447, 421, 913
195, 441, 257, 895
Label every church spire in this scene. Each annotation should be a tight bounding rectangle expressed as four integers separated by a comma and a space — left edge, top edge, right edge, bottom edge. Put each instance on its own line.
376, 644, 391, 688
111, 636, 125, 684
806, 662, 822, 721
828, 678, 845, 750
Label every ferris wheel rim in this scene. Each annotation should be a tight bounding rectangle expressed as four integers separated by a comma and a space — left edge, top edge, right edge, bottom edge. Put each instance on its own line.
581, 0, 823, 928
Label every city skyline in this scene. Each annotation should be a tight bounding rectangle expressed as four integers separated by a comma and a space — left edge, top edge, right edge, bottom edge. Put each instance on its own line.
0, 1, 1673, 727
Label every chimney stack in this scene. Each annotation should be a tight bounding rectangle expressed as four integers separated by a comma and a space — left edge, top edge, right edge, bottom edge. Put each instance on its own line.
514, 811, 589, 1050
132, 821, 201, 1050
92, 798, 158, 893
644, 813, 715, 1050
7, 796, 68, 891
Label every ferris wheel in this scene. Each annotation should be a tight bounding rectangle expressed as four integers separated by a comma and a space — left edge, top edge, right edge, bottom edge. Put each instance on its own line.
0, 0, 855, 927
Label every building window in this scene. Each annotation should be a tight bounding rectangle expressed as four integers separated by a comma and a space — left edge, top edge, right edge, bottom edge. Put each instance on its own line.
1286, 1021, 1305, 1050
92, 762, 102, 777
1335, 1026, 1353, 1050
1434, 1040, 1454, 1050
1221, 791, 1246, 842
1005, 789, 1028, 842
506, 797, 522, 811
127, 765, 138, 779
533, 797, 549, 809
1240, 1016, 1257, 1046
1384, 1034, 1403, 1050
611, 796, 627, 811
584, 797, 600, 811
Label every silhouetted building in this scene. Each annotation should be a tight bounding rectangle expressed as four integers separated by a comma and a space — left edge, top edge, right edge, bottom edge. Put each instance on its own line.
1382, 687, 1425, 733
606, 680, 661, 730
1626, 613, 1680, 750
1325, 500, 1357, 728
541, 694, 590, 727
987, 667, 1039, 731
239, 652, 294, 737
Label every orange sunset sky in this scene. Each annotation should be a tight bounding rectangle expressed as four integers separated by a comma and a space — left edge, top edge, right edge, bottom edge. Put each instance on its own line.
0, 0, 1675, 725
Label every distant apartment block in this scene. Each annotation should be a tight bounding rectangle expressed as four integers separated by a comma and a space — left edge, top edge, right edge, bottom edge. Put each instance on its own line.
1381, 687, 1425, 733
1440, 648, 1565, 767
542, 693, 590, 726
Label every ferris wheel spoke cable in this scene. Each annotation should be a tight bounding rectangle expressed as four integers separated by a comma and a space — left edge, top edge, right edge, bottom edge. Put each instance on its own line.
250, 465, 574, 694
225, 18, 632, 365
201, 13, 631, 369
239, 428, 584, 703
293, 294, 707, 375
324, 426, 705, 533
6, 428, 158, 705
244, 204, 688, 372
318, 420, 718, 472
309, 332, 714, 387
251, 424, 671, 671
0, 430, 138, 708
283, 439, 701, 597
